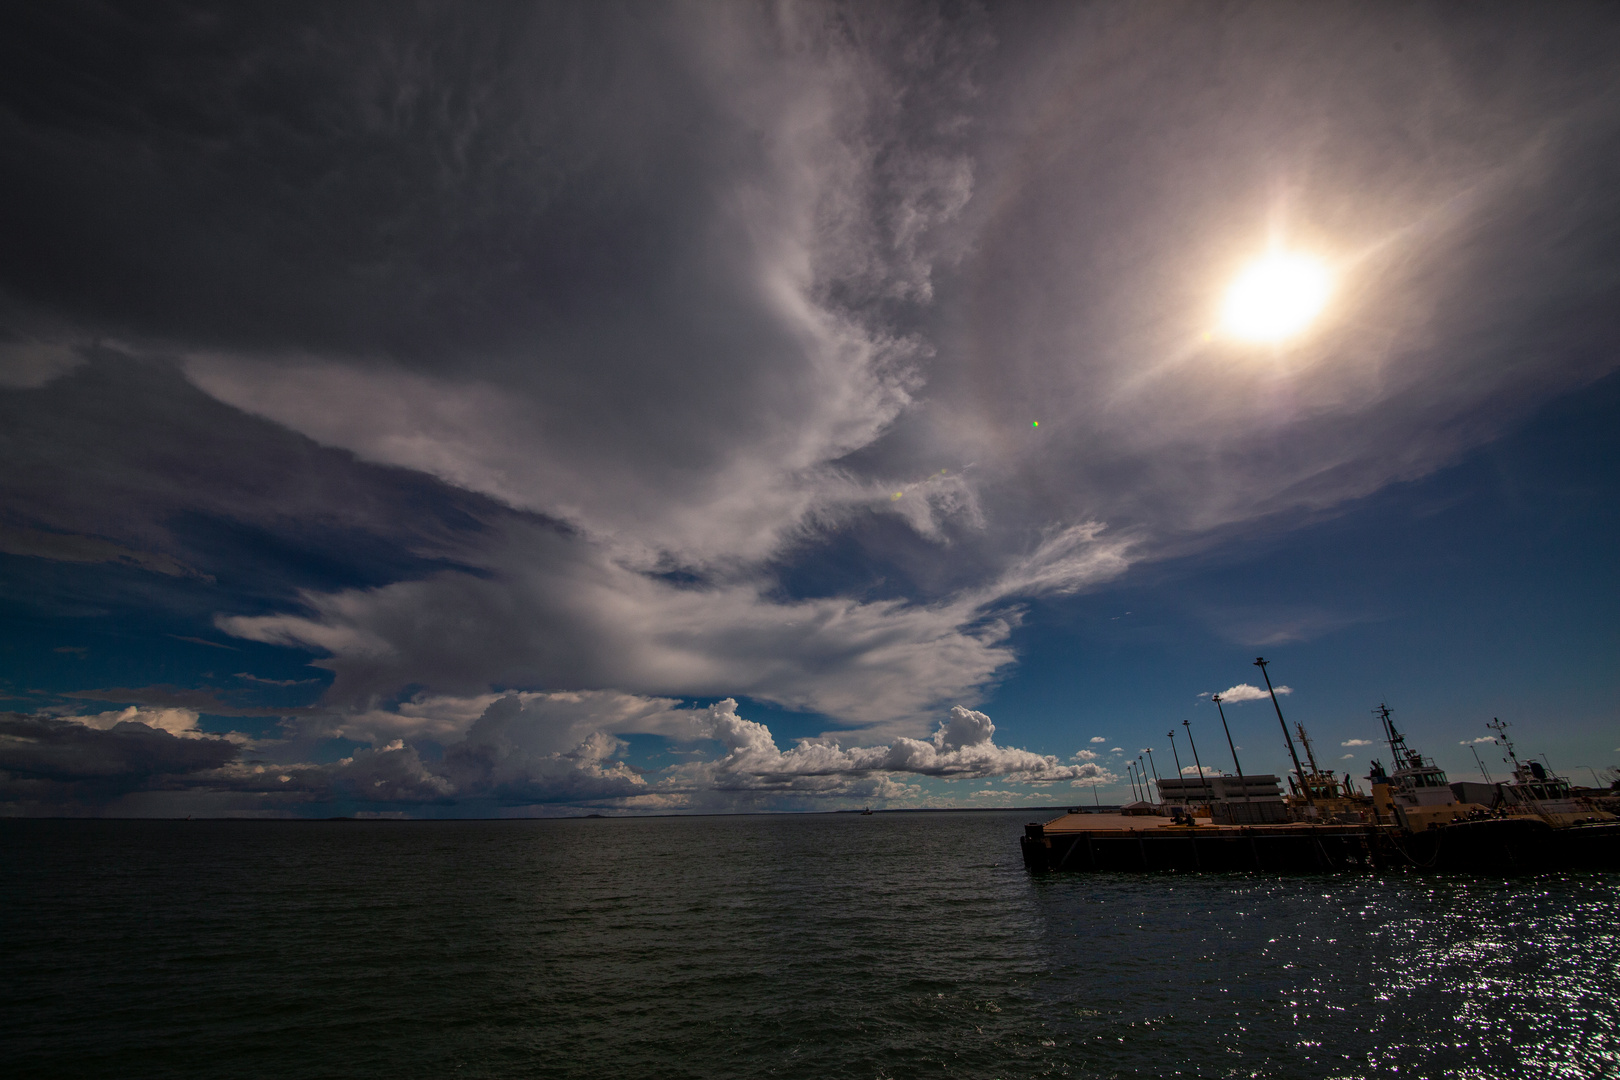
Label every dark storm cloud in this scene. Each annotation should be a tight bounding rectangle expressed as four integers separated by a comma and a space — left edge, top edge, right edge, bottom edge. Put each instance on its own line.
0, 351, 502, 600
0, 2, 981, 560
0, 0, 585, 356
162, 1, 985, 566
0, 523, 203, 577
0, 709, 236, 786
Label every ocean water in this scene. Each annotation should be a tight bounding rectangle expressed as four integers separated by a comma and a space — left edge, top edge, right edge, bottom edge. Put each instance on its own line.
3, 812, 1617, 1080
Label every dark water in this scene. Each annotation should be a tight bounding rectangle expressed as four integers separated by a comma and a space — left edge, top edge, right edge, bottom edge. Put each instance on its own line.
3, 812, 1617, 1079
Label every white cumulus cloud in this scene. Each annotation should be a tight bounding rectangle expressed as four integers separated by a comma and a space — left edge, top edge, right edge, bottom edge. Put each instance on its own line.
221, 698, 1101, 810
71, 706, 205, 738
662, 702, 1097, 797
1068, 762, 1117, 787
1212, 683, 1290, 704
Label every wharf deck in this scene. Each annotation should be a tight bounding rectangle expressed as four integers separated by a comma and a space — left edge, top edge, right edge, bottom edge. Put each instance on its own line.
1022, 810, 1619, 873
1041, 812, 1220, 833
1023, 812, 1376, 873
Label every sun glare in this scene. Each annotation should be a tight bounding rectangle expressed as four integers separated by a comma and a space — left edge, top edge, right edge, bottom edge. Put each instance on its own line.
1219, 252, 1332, 343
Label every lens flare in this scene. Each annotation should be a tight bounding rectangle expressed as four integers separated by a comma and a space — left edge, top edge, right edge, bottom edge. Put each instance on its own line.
1220, 252, 1332, 343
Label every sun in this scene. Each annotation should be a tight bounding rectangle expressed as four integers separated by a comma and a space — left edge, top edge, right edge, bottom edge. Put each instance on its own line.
1219, 251, 1332, 343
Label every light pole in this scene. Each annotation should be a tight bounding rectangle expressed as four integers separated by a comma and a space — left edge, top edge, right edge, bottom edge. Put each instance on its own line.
1167, 729, 1183, 778
1145, 748, 1161, 804
1182, 717, 1207, 783
1212, 693, 1249, 803
1254, 657, 1314, 807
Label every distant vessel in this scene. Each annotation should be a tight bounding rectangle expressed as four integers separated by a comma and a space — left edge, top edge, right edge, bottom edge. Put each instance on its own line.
861, 807, 873, 816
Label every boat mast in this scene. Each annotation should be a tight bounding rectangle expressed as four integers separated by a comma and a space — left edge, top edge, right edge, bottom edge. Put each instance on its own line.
1375, 703, 1409, 770
1255, 657, 1314, 807
1486, 717, 1522, 775
1296, 723, 1322, 775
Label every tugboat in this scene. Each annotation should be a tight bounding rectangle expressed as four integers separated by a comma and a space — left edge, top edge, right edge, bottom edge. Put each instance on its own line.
1286, 723, 1372, 823
1367, 705, 1486, 831
1480, 718, 1620, 869
1485, 718, 1615, 828
1364, 704, 1569, 871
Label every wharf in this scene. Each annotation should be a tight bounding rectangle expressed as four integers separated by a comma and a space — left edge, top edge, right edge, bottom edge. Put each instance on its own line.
1023, 812, 1376, 873
1023, 810, 1620, 873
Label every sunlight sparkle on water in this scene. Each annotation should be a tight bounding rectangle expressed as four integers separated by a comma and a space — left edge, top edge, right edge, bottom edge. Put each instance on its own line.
1220, 251, 1332, 343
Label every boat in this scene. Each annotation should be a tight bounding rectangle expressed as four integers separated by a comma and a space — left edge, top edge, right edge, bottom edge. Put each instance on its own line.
1360, 705, 1620, 871
1484, 718, 1616, 828
1366, 704, 1490, 832
1286, 723, 1373, 823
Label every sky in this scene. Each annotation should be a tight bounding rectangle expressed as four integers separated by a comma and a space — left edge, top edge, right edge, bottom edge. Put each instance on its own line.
2, 1, 1617, 817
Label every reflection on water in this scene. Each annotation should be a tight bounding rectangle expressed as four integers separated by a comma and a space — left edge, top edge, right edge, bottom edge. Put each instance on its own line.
3, 813, 1615, 1078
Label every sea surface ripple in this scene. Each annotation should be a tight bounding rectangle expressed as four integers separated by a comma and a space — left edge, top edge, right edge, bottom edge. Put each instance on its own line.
4, 812, 1617, 1079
